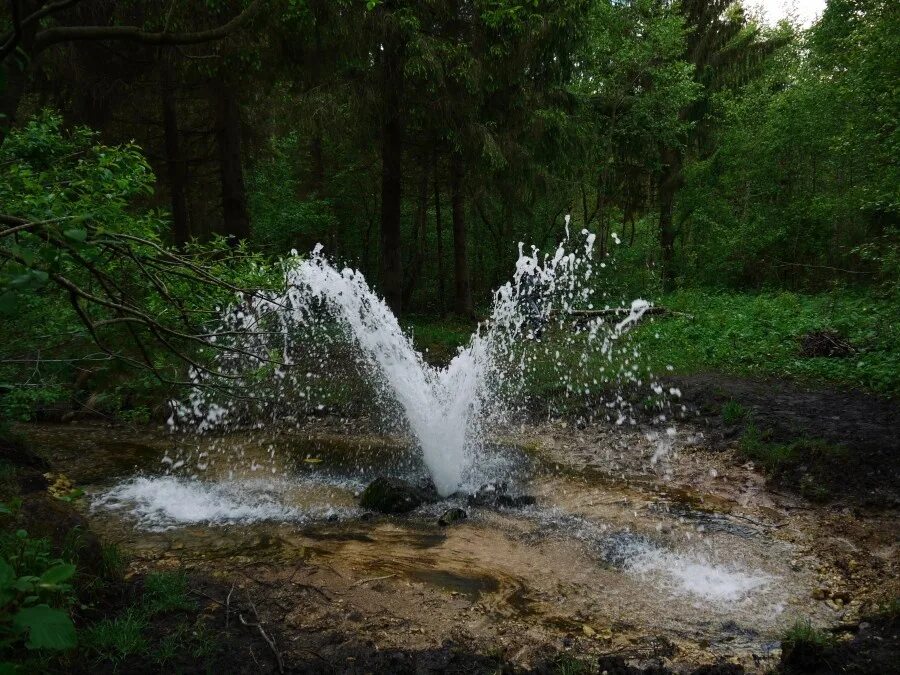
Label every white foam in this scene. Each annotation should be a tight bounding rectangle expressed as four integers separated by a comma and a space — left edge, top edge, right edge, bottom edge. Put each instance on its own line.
630, 549, 770, 602
92, 476, 356, 531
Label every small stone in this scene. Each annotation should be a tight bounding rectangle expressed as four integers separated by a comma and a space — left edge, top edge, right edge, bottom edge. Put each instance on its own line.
438, 507, 467, 527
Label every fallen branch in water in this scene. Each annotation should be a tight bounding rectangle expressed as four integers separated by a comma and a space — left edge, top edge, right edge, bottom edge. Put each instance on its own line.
554, 307, 694, 320
351, 573, 397, 587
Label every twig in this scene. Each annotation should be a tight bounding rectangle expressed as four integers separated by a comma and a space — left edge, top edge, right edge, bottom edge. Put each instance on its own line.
351, 573, 397, 587
554, 307, 694, 319
240, 591, 284, 674
226, 581, 235, 629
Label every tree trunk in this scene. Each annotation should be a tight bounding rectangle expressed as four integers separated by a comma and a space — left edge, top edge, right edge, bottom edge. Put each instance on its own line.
658, 146, 681, 291
0, 17, 37, 148
212, 76, 250, 244
378, 35, 404, 313
433, 152, 446, 314
402, 163, 429, 309
450, 152, 473, 317
161, 57, 190, 246
308, 6, 325, 197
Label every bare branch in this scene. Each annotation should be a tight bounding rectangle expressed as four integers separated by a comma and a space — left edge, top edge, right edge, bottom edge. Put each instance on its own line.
32, 0, 264, 54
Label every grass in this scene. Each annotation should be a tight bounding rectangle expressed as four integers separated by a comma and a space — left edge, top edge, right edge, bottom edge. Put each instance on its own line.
403, 314, 476, 361
153, 617, 220, 666
142, 570, 196, 616
99, 543, 127, 581
631, 289, 900, 397
721, 400, 747, 425
83, 606, 149, 667
739, 423, 846, 473
737, 422, 846, 501
81, 571, 216, 670
401, 288, 899, 402
553, 654, 593, 674
781, 619, 835, 671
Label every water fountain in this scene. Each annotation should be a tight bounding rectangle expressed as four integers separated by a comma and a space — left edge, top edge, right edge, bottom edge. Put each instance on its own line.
76, 224, 836, 669
167, 220, 662, 496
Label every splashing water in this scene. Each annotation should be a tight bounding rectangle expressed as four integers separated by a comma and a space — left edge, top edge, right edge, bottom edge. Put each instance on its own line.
169, 221, 669, 496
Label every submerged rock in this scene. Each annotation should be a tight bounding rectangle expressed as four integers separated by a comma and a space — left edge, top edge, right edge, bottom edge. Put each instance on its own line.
438, 508, 467, 526
359, 476, 427, 514
466, 481, 536, 509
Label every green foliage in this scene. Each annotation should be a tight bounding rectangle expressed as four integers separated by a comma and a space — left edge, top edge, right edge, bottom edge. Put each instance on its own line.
247, 133, 338, 254
0, 111, 283, 422
0, 528, 77, 654
678, 0, 898, 291
631, 290, 900, 396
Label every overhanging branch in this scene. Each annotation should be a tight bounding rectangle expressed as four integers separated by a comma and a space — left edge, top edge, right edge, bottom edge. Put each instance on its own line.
31, 0, 263, 54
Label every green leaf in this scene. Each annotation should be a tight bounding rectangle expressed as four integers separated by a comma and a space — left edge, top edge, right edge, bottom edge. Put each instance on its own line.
13, 577, 35, 593
8, 270, 48, 289
0, 560, 14, 587
12, 605, 76, 651
62, 228, 87, 243
39, 563, 75, 586
0, 292, 16, 317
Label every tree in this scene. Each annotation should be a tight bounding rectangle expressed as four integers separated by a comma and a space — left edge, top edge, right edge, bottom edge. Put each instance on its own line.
656, 0, 784, 288
0, 113, 276, 415
0, 0, 264, 145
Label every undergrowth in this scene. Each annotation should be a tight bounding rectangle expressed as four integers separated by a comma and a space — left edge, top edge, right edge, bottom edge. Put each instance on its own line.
632, 290, 899, 397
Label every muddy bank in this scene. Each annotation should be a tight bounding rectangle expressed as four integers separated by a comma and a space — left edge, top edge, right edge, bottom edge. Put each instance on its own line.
669, 373, 898, 455
665, 373, 900, 505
